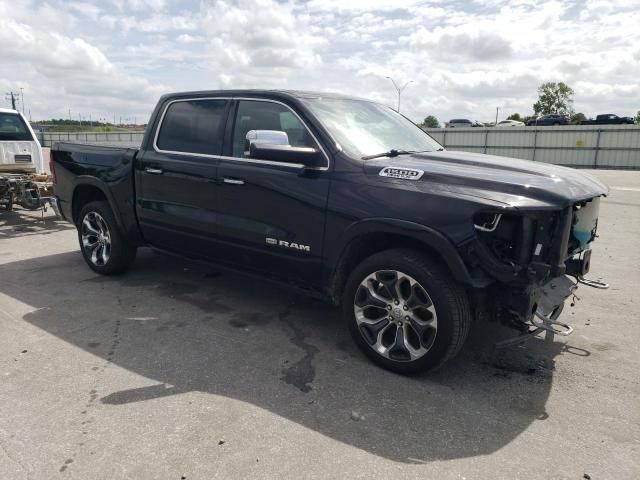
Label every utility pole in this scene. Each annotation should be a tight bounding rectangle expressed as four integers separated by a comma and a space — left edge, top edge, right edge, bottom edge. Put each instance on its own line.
495, 107, 499, 126
19, 87, 25, 113
385, 77, 413, 113
5, 91, 19, 110
68, 108, 72, 121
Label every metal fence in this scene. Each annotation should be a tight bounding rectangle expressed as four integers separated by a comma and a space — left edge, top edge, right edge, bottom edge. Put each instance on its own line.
423, 124, 640, 169
38, 131, 145, 148
38, 126, 640, 169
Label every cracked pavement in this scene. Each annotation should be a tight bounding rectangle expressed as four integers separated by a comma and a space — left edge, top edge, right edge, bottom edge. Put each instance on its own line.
0, 169, 639, 479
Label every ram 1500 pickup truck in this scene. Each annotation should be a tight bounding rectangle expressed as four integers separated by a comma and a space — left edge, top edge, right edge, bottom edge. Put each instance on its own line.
51, 90, 608, 373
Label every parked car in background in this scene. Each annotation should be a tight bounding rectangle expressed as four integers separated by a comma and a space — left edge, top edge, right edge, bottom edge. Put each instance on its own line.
0, 108, 51, 211
580, 114, 635, 125
0, 108, 44, 172
446, 119, 483, 128
497, 120, 525, 127
526, 114, 570, 126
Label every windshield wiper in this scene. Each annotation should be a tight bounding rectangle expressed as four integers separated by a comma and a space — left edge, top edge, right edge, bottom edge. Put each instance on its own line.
362, 149, 425, 160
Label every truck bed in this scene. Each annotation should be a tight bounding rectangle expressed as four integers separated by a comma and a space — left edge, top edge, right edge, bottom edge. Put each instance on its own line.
51, 142, 140, 234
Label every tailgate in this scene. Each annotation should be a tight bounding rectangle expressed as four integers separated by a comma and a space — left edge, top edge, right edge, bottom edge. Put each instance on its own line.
0, 141, 39, 172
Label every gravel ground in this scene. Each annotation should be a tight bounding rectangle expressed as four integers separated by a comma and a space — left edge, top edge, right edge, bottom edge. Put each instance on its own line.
0, 169, 639, 479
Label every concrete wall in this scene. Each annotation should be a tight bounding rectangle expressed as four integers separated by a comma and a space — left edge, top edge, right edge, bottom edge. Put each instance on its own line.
39, 125, 640, 169
38, 131, 144, 148
423, 124, 640, 169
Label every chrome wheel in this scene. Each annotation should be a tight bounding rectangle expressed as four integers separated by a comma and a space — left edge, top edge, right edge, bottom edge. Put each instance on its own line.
353, 270, 437, 362
81, 211, 111, 267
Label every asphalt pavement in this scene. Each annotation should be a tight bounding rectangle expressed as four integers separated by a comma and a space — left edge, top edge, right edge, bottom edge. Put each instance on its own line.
1, 169, 639, 479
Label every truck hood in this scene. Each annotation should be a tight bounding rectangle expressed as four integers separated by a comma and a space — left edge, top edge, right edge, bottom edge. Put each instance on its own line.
365, 150, 608, 209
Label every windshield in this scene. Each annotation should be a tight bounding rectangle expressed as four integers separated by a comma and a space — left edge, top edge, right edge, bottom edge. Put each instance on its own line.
0, 113, 34, 141
301, 97, 442, 158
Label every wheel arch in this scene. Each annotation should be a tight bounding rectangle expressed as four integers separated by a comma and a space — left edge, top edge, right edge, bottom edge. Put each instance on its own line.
71, 179, 121, 229
326, 219, 478, 304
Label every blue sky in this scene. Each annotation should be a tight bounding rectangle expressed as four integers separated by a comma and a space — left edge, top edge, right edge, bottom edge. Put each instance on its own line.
1, 0, 639, 124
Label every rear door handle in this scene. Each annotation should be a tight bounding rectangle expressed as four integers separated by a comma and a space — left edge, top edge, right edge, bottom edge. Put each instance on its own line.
145, 167, 163, 175
223, 177, 245, 185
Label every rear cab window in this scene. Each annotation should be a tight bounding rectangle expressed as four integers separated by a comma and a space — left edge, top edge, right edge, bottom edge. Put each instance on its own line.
0, 113, 34, 141
156, 99, 228, 155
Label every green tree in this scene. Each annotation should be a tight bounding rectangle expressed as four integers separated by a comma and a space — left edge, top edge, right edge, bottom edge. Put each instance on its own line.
635, 110, 640, 124
421, 115, 440, 128
533, 82, 574, 116
507, 113, 523, 122
571, 112, 586, 124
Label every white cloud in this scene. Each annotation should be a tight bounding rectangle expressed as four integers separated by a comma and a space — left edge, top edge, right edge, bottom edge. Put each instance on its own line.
0, 11, 164, 120
176, 34, 202, 44
1, 0, 639, 124
199, 0, 326, 82
111, 0, 166, 12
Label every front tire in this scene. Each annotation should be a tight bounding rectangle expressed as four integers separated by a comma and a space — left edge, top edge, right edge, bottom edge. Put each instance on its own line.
343, 249, 471, 374
77, 201, 136, 275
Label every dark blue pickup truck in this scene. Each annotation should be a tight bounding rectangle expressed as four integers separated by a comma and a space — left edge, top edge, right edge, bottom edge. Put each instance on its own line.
51, 90, 608, 373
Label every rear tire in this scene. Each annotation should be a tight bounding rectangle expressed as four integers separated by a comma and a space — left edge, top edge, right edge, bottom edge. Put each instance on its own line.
343, 249, 471, 374
77, 201, 136, 275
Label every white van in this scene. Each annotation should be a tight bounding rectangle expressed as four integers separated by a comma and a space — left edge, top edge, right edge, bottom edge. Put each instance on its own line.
0, 108, 44, 173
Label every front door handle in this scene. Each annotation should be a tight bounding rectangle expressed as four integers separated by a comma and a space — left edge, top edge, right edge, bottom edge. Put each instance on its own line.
223, 177, 245, 185
145, 167, 163, 175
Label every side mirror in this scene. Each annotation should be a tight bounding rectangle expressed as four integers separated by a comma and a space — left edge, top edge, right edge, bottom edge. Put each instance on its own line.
245, 130, 323, 168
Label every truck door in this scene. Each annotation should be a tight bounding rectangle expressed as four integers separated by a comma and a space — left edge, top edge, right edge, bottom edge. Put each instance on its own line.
214, 99, 331, 289
135, 98, 230, 257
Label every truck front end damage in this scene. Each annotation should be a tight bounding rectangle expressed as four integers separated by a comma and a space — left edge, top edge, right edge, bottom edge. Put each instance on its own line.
465, 196, 606, 342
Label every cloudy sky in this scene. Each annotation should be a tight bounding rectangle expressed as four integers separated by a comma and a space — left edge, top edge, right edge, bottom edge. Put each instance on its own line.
1, 0, 639, 124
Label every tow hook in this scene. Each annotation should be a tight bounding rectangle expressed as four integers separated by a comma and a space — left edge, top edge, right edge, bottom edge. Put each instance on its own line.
577, 276, 609, 289
495, 304, 571, 348
531, 307, 573, 336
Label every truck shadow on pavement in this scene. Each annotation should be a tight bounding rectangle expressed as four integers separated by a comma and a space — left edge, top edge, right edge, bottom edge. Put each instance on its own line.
4, 248, 590, 463
0, 207, 74, 239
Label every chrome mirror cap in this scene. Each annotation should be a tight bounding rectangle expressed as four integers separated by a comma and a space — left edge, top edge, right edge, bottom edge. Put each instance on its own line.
244, 130, 289, 155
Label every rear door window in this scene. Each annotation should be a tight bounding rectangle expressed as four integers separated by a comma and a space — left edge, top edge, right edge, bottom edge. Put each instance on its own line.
156, 99, 228, 155
0, 113, 34, 141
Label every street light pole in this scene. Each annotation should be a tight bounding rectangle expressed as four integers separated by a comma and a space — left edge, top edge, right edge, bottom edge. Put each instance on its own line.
20, 87, 25, 114
495, 107, 499, 126
385, 77, 413, 113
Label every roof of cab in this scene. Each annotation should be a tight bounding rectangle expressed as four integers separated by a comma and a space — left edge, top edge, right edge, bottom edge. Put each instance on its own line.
159, 89, 371, 103
0, 108, 20, 114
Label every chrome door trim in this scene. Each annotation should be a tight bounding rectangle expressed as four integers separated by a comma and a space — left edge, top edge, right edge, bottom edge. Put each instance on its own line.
152, 96, 330, 171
